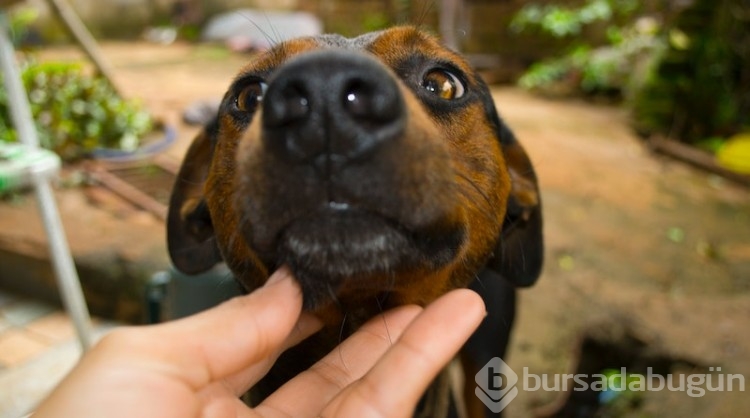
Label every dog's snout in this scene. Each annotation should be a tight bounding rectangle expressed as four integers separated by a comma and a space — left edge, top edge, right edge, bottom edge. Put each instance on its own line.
262, 50, 405, 173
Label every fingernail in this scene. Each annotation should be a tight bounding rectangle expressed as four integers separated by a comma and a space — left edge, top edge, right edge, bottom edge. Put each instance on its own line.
265, 266, 292, 287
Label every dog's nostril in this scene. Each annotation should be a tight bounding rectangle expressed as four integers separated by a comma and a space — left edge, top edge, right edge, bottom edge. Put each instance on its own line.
343, 82, 372, 118
343, 80, 400, 125
265, 83, 311, 127
283, 86, 310, 122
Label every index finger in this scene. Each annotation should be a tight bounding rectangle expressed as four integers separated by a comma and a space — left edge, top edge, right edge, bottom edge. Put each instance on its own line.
98, 268, 318, 390
322, 289, 486, 417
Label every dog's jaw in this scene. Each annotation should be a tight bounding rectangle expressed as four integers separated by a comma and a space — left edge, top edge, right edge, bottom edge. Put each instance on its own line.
276, 207, 466, 310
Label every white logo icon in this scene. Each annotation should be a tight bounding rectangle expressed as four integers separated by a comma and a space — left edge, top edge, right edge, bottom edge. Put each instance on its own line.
475, 357, 519, 413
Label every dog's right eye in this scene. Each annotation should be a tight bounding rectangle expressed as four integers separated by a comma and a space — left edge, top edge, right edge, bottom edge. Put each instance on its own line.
421, 69, 466, 100
235, 82, 267, 113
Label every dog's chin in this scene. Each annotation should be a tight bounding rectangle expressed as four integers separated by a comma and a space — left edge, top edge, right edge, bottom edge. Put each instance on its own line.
269, 207, 464, 310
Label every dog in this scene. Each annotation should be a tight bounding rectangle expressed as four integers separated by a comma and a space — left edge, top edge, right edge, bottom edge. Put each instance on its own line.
167, 26, 543, 417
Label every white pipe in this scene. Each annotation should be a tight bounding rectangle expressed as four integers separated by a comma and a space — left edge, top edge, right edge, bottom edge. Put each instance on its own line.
0, 10, 93, 351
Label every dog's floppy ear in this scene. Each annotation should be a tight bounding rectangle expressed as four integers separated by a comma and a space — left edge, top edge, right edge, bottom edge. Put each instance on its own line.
167, 122, 222, 274
487, 111, 544, 287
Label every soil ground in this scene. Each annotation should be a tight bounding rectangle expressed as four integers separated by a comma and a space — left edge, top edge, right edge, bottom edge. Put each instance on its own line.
7, 41, 750, 417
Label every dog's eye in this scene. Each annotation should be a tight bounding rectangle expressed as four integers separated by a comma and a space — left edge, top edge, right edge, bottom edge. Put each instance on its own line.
235, 81, 267, 113
421, 69, 465, 100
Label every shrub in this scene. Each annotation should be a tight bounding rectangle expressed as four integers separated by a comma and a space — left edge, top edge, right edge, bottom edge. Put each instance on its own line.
630, 0, 750, 146
511, 0, 665, 100
0, 62, 152, 161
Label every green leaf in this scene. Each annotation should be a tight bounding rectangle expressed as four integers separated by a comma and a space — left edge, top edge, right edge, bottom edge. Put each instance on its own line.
0, 61, 153, 161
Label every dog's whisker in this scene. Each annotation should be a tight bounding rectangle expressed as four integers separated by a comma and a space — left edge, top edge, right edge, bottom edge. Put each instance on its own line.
175, 176, 204, 187
338, 313, 348, 344
513, 232, 532, 274
235, 11, 280, 49
416, 1, 437, 28
337, 312, 350, 372
426, 176, 497, 225
263, 12, 283, 47
501, 213, 525, 237
455, 172, 493, 209
325, 282, 341, 308
373, 296, 396, 348
447, 175, 498, 224
472, 272, 486, 290
517, 167, 539, 177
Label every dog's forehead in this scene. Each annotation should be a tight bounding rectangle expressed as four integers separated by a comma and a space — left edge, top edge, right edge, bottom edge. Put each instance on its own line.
313, 31, 382, 50
237, 27, 473, 78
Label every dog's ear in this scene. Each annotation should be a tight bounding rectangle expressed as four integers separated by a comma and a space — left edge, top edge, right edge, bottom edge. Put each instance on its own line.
484, 101, 544, 287
167, 123, 222, 274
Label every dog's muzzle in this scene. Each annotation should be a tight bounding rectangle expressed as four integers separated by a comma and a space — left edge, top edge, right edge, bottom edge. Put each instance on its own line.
261, 50, 406, 178
236, 49, 464, 308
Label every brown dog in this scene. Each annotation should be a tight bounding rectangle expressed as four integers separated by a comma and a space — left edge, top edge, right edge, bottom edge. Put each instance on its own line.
167, 26, 543, 417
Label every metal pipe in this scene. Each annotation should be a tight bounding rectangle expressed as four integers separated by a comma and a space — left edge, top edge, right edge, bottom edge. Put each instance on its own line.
0, 10, 93, 351
0, 12, 37, 148
31, 175, 93, 350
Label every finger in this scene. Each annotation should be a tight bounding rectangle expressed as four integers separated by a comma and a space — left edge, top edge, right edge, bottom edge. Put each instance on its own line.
199, 312, 322, 414
255, 304, 424, 417
97, 268, 315, 391
323, 289, 486, 418
199, 388, 260, 418
219, 312, 322, 395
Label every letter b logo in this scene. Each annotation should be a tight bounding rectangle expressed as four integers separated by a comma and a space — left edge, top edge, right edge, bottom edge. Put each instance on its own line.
475, 357, 519, 413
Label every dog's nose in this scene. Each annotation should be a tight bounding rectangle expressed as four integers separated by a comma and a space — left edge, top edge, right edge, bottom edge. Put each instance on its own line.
262, 50, 405, 174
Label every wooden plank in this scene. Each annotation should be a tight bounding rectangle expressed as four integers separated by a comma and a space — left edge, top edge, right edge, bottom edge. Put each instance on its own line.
649, 136, 750, 187
88, 166, 168, 220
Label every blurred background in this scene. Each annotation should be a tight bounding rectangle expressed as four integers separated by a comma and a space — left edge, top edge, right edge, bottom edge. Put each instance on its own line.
0, 0, 748, 417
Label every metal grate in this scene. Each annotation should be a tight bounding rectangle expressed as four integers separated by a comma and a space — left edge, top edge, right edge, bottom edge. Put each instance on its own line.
88, 157, 179, 220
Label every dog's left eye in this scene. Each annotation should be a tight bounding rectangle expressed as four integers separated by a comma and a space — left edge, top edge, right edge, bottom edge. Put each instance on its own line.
235, 81, 268, 113
421, 69, 465, 100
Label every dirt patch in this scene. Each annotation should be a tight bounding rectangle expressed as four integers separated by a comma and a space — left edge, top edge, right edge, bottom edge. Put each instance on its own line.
4, 42, 748, 416
491, 90, 750, 416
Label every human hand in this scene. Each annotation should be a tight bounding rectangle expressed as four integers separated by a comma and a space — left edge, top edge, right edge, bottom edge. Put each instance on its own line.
33, 268, 486, 418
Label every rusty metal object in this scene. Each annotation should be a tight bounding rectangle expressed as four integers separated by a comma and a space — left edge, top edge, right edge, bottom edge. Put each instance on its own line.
86, 155, 178, 221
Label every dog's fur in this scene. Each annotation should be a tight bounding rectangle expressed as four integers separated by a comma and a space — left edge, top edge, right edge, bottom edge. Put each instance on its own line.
167, 26, 543, 417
